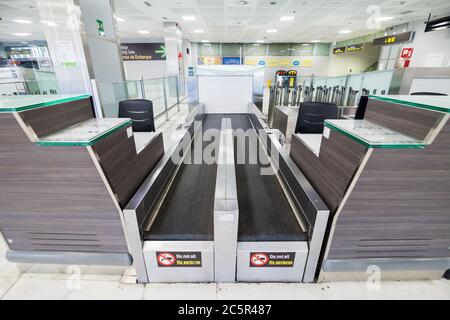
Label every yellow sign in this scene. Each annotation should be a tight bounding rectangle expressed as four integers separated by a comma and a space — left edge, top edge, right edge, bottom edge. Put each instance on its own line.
244, 57, 258, 65
279, 58, 291, 67
198, 56, 220, 65
301, 59, 313, 67
267, 58, 280, 67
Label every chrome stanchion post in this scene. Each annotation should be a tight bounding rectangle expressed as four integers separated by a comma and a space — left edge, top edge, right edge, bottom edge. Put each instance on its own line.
163, 77, 169, 121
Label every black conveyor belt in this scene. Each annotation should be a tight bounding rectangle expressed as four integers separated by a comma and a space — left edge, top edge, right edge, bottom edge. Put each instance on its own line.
230, 115, 307, 242
144, 114, 223, 241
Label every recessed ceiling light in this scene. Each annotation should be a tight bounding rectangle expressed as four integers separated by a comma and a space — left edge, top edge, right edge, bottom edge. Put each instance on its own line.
301, 43, 310, 46
280, 16, 294, 21
114, 16, 125, 22
41, 20, 58, 26
256, 40, 265, 43
193, 29, 204, 33
13, 19, 32, 24
12, 33, 32, 36
138, 30, 150, 34
266, 29, 277, 33
375, 16, 394, 21
201, 39, 210, 42
182, 16, 196, 21
338, 29, 352, 34
311, 40, 320, 43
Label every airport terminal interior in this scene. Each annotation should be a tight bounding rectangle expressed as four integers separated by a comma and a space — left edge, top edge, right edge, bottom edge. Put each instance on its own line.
0, 0, 450, 300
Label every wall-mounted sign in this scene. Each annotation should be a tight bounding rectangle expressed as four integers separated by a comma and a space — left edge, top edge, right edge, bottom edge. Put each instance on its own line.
96, 19, 105, 38
373, 31, 414, 46
121, 43, 166, 61
301, 59, 313, 67
198, 56, 221, 65
333, 46, 346, 54
347, 43, 364, 52
222, 57, 242, 65
401, 47, 414, 59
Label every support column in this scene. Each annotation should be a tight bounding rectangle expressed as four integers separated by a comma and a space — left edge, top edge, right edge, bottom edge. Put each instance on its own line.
37, 0, 125, 95
163, 22, 184, 77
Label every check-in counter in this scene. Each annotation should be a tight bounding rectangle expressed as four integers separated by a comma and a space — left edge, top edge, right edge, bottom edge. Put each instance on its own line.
272, 106, 298, 144
290, 95, 450, 280
0, 95, 164, 266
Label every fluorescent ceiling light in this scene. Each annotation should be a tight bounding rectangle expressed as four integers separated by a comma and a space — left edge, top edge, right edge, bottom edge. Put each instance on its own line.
41, 20, 58, 26
203, 43, 211, 46
114, 16, 125, 22
311, 40, 320, 43
13, 19, 32, 24
201, 39, 210, 42
193, 29, 204, 33
301, 43, 310, 46
375, 16, 394, 21
182, 16, 196, 21
256, 40, 265, 43
280, 16, 294, 21
338, 29, 352, 34
266, 29, 277, 33
138, 30, 150, 34
12, 33, 32, 36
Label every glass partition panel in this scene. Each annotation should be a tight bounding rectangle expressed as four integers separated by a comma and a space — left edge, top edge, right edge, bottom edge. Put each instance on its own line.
97, 81, 140, 117
143, 78, 165, 117
164, 76, 178, 110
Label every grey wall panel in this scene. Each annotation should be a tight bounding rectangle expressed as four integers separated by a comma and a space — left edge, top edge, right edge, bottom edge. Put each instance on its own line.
0, 113, 128, 253
17, 98, 94, 138
326, 121, 450, 260
290, 130, 367, 212
91, 128, 165, 208
365, 99, 444, 140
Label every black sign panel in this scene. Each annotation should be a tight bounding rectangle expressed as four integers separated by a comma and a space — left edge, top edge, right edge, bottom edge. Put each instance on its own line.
156, 251, 202, 267
373, 31, 414, 46
121, 43, 166, 61
347, 43, 364, 52
249, 252, 296, 267
333, 46, 346, 54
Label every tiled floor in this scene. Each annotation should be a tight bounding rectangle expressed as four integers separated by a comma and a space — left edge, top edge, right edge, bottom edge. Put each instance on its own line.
1, 104, 449, 300
1, 237, 449, 300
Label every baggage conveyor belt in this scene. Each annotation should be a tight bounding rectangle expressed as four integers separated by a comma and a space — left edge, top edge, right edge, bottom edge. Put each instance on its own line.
143, 114, 306, 243
229, 114, 307, 242
143, 114, 222, 241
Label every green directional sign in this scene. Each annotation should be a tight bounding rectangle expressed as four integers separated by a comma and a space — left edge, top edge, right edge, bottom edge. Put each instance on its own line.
120, 43, 167, 61
155, 45, 166, 58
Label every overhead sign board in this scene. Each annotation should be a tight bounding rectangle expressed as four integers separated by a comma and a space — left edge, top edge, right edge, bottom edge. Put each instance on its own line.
333, 46, 346, 54
347, 43, 364, 52
121, 43, 166, 61
373, 31, 414, 46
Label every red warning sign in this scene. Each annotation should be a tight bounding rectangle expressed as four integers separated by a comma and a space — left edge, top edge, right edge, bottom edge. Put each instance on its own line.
157, 252, 176, 266
250, 253, 269, 267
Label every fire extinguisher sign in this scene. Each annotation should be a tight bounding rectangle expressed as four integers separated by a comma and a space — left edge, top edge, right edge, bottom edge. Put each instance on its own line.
249, 252, 296, 267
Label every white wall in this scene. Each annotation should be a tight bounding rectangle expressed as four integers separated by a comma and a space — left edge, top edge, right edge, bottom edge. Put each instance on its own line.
123, 60, 167, 80
327, 43, 381, 76
406, 18, 450, 68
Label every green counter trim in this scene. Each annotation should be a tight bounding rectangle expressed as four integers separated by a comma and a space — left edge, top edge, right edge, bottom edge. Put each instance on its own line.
0, 95, 91, 113
324, 122, 426, 149
37, 120, 132, 147
369, 95, 450, 114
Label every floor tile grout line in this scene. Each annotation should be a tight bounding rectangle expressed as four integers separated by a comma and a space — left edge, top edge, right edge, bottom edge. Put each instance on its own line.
0, 273, 23, 300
